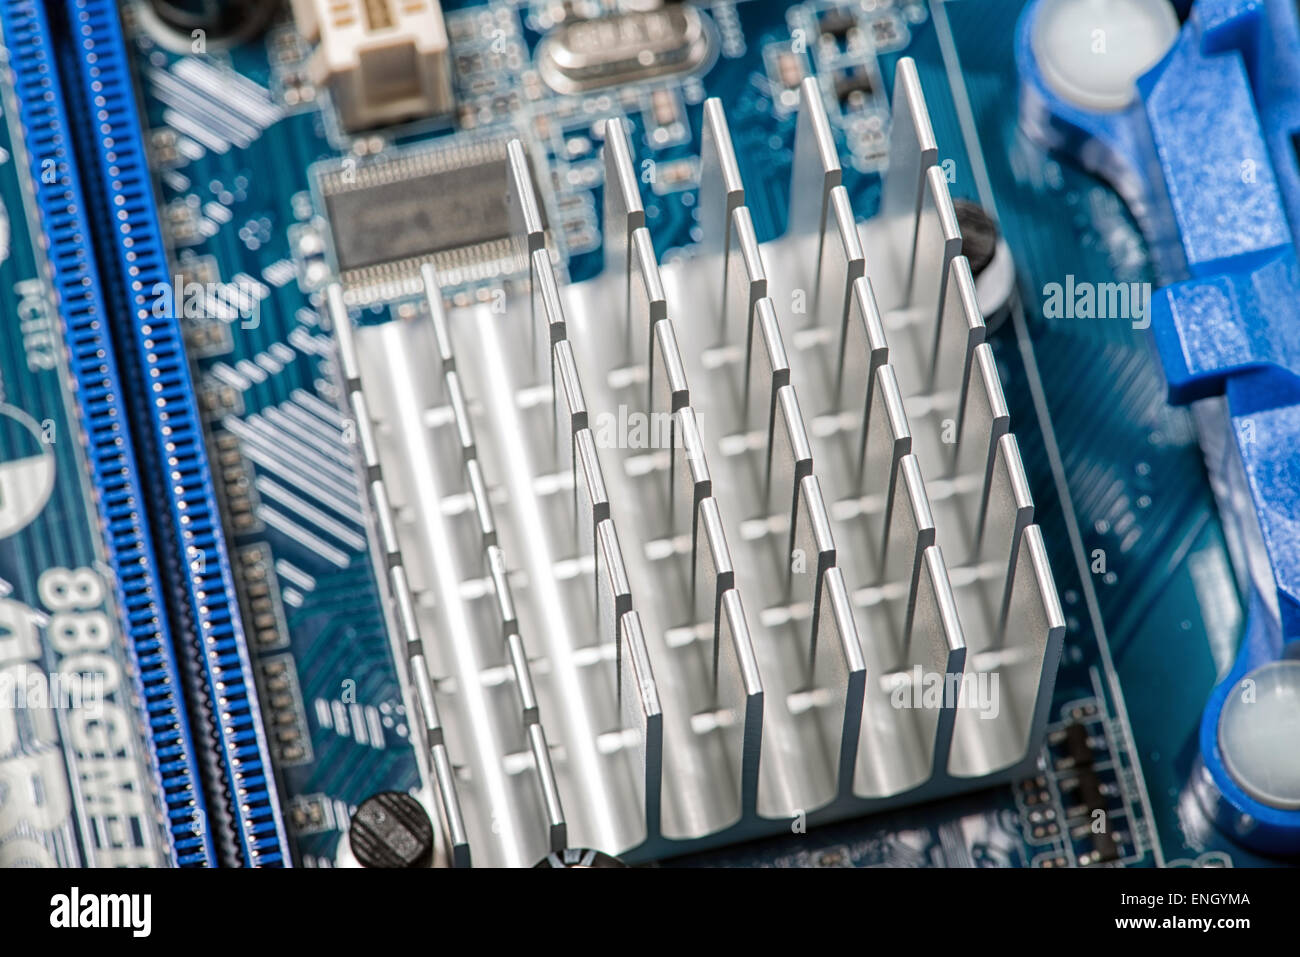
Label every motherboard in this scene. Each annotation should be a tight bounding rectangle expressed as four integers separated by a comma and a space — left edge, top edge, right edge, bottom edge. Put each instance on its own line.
0, 0, 1295, 878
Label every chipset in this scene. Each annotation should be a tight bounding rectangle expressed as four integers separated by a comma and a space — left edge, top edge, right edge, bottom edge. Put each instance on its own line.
315, 137, 547, 302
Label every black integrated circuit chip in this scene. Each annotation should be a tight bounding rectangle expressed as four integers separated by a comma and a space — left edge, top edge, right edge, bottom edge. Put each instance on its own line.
316, 138, 546, 301
324, 157, 513, 272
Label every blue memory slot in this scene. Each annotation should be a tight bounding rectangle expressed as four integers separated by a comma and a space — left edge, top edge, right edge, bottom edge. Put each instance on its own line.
54, 0, 291, 865
0, 0, 214, 867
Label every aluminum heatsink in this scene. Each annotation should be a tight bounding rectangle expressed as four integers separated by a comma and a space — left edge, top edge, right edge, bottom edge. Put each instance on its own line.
328, 59, 1064, 866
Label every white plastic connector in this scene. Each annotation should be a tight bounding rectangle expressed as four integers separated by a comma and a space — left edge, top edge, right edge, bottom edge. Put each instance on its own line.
292, 0, 454, 130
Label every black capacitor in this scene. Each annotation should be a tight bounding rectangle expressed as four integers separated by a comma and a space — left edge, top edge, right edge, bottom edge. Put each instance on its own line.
146, 0, 278, 39
348, 791, 435, 868
953, 199, 999, 277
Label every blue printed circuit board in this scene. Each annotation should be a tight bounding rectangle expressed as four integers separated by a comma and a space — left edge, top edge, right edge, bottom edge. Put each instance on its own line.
0, 0, 1293, 870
